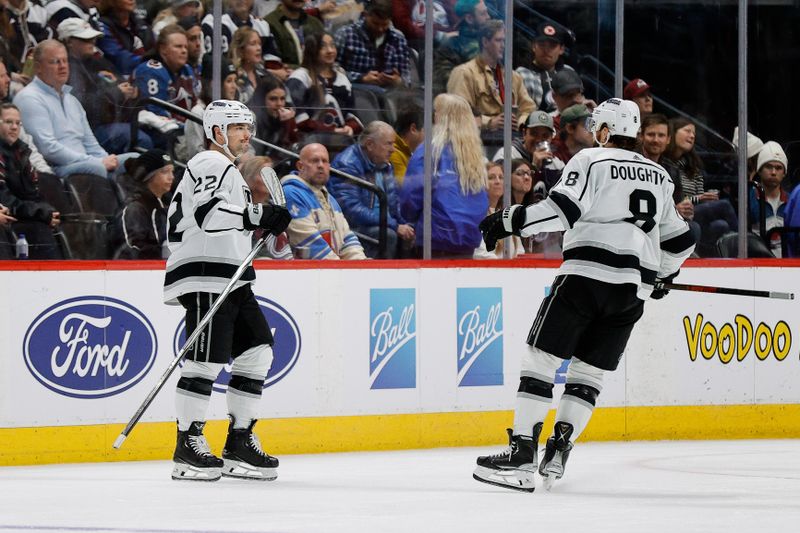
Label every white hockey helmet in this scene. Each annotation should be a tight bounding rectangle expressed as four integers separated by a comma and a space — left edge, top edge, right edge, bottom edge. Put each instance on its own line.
588, 98, 640, 146
203, 99, 255, 156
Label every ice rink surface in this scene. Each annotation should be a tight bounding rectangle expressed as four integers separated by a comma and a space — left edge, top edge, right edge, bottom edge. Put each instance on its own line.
1, 439, 798, 533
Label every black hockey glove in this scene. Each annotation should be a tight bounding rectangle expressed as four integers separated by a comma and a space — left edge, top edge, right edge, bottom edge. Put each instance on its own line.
651, 271, 679, 300
243, 203, 292, 236
479, 205, 526, 252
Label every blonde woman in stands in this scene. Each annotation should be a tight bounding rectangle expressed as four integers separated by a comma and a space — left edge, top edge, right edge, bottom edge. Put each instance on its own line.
401, 92, 488, 258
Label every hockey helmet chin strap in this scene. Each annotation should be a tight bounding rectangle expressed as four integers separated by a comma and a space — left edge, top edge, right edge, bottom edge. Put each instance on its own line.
211, 125, 237, 160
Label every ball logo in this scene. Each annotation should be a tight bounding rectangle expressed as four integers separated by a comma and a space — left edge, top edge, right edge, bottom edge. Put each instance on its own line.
23, 296, 158, 399
173, 297, 300, 393
457, 288, 503, 386
369, 288, 416, 389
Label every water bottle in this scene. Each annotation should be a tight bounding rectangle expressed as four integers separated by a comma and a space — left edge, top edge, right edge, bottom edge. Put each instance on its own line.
16, 233, 29, 259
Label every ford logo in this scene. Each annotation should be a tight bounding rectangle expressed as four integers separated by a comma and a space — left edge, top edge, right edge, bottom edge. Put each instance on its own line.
23, 296, 158, 399
173, 296, 301, 393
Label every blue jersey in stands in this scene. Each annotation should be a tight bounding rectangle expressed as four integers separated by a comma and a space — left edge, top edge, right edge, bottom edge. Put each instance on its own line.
133, 59, 200, 122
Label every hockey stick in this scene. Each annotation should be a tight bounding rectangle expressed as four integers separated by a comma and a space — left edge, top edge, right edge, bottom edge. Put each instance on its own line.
659, 282, 794, 300
113, 168, 287, 449
113, 236, 267, 449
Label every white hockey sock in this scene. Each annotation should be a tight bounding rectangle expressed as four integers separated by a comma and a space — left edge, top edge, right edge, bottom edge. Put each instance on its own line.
513, 346, 563, 438
226, 388, 261, 428
513, 394, 551, 438
553, 395, 595, 441
555, 358, 604, 441
227, 345, 271, 429
175, 361, 224, 431
175, 389, 212, 431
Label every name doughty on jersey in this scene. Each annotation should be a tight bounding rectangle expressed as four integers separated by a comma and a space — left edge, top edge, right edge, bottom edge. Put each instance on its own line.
609, 163, 669, 185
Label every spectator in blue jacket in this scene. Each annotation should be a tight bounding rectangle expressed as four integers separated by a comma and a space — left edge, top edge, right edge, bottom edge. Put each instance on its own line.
329, 120, 414, 258
401, 93, 488, 258
97, 0, 154, 77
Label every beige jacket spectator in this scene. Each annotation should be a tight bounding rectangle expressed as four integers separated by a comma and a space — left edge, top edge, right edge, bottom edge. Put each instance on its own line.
447, 20, 535, 132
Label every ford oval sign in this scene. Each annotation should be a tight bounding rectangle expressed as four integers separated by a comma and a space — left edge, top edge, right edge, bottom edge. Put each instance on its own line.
173, 296, 301, 393
23, 296, 158, 399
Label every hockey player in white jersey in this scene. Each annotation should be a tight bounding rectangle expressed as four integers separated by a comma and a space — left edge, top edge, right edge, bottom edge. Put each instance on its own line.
474, 98, 696, 492
164, 100, 292, 481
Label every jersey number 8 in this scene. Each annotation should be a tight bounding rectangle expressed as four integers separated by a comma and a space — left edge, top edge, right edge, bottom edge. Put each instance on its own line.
624, 189, 657, 233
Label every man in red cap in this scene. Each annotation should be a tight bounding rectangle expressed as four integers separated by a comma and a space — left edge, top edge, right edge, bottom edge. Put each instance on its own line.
516, 21, 575, 114
623, 78, 653, 116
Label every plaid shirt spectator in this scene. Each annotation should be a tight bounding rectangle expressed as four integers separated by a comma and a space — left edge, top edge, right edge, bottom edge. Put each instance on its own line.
334, 17, 412, 85
516, 64, 575, 114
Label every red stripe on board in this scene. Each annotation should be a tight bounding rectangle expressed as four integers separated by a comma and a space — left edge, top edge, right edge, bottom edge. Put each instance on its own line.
1, 257, 800, 272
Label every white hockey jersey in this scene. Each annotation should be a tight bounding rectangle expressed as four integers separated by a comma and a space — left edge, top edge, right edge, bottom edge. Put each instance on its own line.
163, 150, 255, 304
518, 147, 695, 299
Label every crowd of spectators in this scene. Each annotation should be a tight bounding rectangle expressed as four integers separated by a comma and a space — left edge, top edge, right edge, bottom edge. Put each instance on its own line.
0, 0, 797, 261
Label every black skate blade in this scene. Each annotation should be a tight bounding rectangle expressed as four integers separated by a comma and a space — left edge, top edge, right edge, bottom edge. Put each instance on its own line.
472, 473, 535, 493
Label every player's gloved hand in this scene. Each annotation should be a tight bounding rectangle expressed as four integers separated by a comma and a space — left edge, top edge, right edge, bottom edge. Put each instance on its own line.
651, 271, 679, 300
243, 203, 292, 236
479, 210, 509, 252
478, 205, 526, 252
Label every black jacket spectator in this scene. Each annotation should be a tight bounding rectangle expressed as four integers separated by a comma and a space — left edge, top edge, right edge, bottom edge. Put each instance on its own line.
113, 186, 168, 259
111, 149, 173, 259
0, 136, 61, 259
0, 138, 57, 226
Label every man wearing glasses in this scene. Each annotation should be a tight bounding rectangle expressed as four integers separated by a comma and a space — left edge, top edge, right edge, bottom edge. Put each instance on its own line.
13, 40, 121, 178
